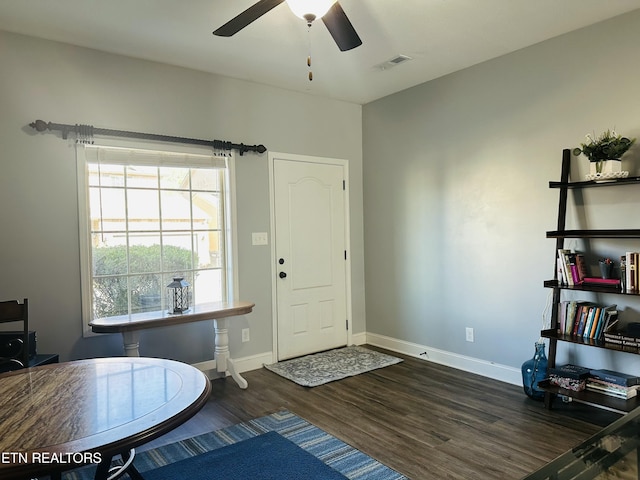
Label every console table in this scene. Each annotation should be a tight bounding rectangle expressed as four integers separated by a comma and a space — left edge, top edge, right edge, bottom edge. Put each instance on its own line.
89, 300, 254, 389
0, 357, 211, 480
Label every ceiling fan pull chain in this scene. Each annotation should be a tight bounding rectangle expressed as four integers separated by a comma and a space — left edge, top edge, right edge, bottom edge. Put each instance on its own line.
307, 23, 313, 81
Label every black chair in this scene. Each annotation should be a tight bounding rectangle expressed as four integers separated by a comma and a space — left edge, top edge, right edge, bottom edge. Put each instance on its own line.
0, 298, 29, 373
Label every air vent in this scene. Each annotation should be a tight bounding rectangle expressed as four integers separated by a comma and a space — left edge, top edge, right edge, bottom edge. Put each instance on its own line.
376, 54, 413, 71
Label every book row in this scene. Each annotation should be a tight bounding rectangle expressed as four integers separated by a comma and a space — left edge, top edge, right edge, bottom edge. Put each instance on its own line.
548, 365, 640, 400
557, 301, 618, 340
557, 249, 621, 288
602, 332, 640, 349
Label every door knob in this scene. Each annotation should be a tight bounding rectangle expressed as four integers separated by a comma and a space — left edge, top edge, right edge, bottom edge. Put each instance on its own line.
279, 271, 287, 279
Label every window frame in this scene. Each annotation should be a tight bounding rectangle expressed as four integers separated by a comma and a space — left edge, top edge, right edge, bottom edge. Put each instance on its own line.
76, 140, 239, 336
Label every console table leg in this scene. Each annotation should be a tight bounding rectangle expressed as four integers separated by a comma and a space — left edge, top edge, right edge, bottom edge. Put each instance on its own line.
122, 331, 141, 357
226, 358, 248, 389
213, 318, 248, 389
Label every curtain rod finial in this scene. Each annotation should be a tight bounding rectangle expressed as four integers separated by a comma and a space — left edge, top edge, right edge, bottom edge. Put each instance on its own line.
30, 119, 51, 132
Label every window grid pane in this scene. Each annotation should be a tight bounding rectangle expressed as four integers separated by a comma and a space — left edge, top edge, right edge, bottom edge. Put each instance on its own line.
88, 157, 226, 320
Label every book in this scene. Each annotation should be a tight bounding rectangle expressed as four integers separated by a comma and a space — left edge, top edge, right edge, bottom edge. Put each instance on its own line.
565, 301, 577, 335
582, 277, 621, 286
557, 249, 572, 286
603, 334, 623, 345
568, 253, 580, 284
575, 254, 588, 284
595, 305, 617, 340
576, 304, 593, 336
586, 380, 638, 399
626, 252, 638, 292
572, 304, 583, 335
548, 364, 590, 391
550, 376, 586, 391
558, 300, 566, 334
548, 364, 590, 380
601, 309, 619, 337
582, 306, 595, 338
555, 251, 586, 285
585, 306, 600, 338
570, 302, 592, 336
589, 369, 640, 387
588, 306, 602, 339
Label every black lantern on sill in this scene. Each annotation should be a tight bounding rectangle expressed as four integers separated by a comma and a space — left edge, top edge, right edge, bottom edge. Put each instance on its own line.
166, 276, 191, 314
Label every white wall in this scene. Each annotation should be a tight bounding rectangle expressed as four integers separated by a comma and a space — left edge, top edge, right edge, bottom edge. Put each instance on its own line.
0, 30, 364, 364
362, 10, 640, 377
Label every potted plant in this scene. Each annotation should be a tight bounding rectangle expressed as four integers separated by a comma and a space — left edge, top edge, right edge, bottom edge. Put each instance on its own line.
573, 129, 635, 178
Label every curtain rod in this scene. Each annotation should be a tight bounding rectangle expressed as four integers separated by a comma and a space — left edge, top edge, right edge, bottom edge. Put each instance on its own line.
29, 119, 266, 156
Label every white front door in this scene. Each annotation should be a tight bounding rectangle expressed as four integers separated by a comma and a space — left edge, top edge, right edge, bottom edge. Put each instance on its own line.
271, 153, 350, 361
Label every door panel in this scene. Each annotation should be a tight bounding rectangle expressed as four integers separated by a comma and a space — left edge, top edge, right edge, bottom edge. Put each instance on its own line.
273, 158, 348, 360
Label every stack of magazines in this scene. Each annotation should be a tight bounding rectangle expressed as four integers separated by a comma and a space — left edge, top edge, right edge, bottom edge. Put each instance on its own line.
587, 369, 640, 399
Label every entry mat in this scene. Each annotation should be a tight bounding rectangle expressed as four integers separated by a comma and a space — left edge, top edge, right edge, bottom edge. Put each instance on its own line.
264, 345, 403, 387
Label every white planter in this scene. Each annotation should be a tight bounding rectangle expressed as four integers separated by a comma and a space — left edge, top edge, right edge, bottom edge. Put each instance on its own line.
590, 159, 622, 175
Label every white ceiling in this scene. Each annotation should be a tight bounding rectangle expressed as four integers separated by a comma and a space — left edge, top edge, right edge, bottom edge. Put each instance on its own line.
1, 0, 639, 104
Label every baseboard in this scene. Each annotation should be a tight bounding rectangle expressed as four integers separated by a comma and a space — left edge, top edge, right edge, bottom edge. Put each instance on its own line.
231, 351, 274, 372
365, 332, 522, 386
193, 351, 273, 377
351, 331, 367, 346
228, 336, 367, 375
229, 332, 521, 387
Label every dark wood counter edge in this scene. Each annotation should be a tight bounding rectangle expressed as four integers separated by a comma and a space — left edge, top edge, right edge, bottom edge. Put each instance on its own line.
0, 358, 213, 480
89, 300, 255, 333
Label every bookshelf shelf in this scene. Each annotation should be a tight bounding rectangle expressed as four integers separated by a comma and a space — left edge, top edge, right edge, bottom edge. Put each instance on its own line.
537, 380, 640, 414
540, 329, 640, 354
549, 175, 640, 189
546, 229, 640, 239
543, 149, 640, 412
543, 279, 633, 295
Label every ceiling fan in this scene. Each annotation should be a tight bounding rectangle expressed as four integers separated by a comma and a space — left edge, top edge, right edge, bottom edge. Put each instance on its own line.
213, 0, 362, 52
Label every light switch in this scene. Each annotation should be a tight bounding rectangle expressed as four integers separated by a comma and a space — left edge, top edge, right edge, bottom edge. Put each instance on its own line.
252, 232, 268, 246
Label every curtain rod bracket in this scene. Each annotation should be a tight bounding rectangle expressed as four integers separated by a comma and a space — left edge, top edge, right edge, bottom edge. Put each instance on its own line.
29, 119, 267, 156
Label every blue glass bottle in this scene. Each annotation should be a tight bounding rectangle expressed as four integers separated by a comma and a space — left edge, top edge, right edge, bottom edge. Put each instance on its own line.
521, 341, 548, 400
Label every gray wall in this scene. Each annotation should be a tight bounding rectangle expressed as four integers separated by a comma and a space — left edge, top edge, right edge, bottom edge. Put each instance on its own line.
3, 9, 640, 382
0, 31, 364, 363
363, 10, 640, 373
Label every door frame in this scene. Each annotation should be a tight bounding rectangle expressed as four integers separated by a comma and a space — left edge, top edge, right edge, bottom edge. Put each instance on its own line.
268, 151, 353, 361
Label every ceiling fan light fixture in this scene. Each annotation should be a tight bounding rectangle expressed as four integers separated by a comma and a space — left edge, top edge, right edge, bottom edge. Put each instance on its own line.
286, 0, 337, 23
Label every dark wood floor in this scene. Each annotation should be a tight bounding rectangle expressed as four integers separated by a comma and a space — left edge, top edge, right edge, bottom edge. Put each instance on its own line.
143, 346, 620, 479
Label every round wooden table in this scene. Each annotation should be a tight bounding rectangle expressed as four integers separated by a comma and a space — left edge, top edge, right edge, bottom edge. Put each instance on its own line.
0, 357, 212, 480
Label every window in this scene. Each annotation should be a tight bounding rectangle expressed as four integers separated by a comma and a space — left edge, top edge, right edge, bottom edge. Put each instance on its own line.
77, 144, 237, 331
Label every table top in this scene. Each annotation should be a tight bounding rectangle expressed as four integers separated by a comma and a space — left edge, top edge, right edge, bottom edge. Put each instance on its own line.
522, 406, 640, 479
90, 300, 255, 333
0, 357, 212, 480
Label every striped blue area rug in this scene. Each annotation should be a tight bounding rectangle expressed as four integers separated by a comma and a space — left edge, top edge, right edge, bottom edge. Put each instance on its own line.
63, 410, 407, 480
141, 431, 347, 480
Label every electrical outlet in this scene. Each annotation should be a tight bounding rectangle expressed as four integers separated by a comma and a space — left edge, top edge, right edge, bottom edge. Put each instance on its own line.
465, 327, 474, 342
242, 328, 250, 343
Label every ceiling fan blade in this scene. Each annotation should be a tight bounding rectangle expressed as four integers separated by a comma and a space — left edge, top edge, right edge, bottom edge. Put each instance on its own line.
213, 0, 285, 37
321, 2, 362, 52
